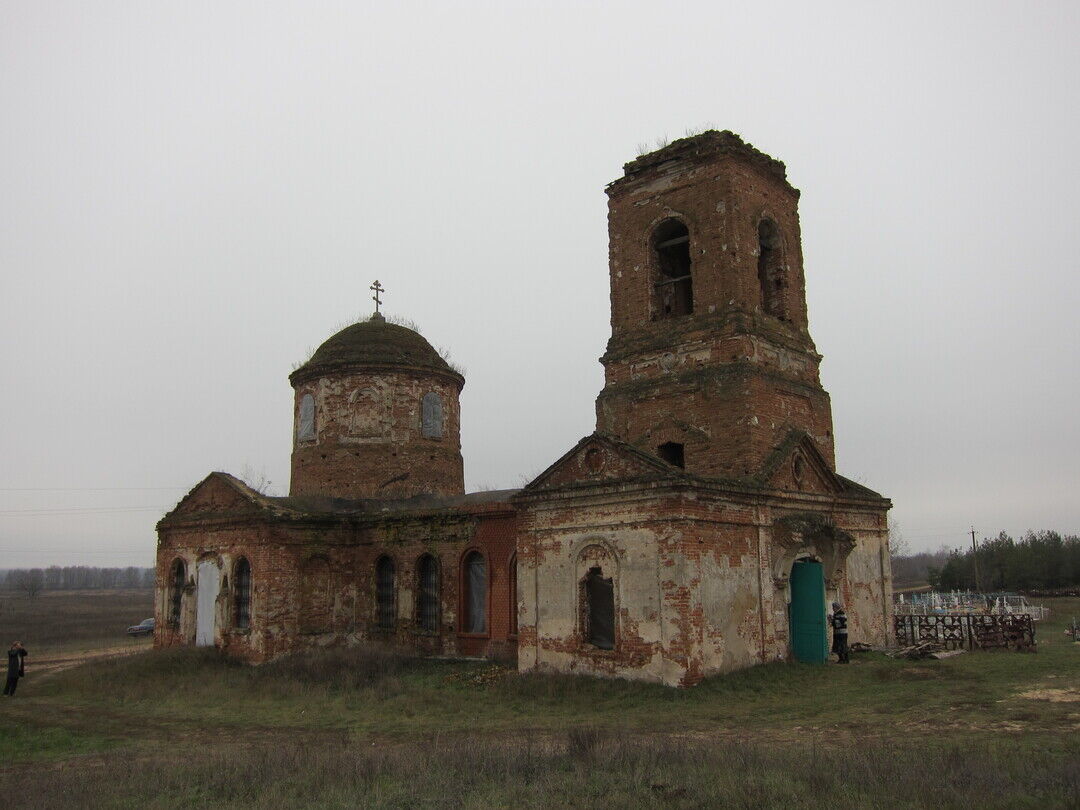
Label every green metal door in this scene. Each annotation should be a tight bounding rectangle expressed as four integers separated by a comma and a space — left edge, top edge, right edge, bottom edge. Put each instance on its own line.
789, 559, 827, 663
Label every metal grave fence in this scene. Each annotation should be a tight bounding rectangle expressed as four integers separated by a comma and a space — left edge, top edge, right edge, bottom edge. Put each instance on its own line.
893, 613, 1035, 651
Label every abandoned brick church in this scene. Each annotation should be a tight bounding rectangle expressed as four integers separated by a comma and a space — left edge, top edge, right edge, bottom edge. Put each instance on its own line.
155, 131, 893, 686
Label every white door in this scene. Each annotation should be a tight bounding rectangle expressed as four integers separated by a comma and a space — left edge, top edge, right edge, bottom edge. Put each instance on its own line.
195, 559, 220, 647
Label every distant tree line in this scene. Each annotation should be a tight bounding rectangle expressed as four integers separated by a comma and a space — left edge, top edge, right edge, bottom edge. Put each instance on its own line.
926, 531, 1080, 593
891, 547, 953, 586
1, 566, 154, 597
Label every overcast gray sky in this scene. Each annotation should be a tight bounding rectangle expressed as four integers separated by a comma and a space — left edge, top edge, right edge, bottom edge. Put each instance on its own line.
2, 1, 1078, 568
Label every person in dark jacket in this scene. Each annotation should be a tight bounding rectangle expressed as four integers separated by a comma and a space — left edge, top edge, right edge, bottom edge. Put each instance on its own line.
829, 603, 849, 664
3, 641, 27, 696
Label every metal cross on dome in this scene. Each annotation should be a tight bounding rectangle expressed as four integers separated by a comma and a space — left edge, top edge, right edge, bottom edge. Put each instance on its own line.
370, 280, 384, 314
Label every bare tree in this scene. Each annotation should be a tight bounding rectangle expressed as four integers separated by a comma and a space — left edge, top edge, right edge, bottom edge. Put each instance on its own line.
239, 464, 274, 495
888, 519, 910, 559
12, 568, 45, 599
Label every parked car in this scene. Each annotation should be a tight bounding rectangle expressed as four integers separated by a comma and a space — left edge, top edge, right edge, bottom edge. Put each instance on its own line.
127, 618, 155, 637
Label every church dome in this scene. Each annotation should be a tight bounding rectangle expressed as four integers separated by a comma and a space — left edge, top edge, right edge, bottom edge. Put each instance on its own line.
289, 313, 462, 386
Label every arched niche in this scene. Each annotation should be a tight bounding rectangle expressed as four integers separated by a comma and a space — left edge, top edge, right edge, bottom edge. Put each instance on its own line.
770, 513, 856, 597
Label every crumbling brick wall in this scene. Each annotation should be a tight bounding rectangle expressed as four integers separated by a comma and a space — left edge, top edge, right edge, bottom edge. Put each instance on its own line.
290, 369, 464, 500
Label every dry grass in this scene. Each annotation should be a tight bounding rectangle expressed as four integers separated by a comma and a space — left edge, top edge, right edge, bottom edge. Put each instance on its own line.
0, 589, 152, 651
1, 595, 1079, 807
1, 728, 1077, 809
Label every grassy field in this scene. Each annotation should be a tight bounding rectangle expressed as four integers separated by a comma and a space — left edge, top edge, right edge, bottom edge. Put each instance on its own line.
0, 589, 153, 653
0, 596, 1077, 808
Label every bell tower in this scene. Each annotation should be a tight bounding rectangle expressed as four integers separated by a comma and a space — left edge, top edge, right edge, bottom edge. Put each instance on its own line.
595, 131, 835, 479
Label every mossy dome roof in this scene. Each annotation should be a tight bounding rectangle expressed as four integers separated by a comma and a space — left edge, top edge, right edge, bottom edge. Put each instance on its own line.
289, 313, 462, 386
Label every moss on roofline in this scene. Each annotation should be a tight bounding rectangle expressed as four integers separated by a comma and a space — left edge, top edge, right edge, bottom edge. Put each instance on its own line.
289, 313, 464, 387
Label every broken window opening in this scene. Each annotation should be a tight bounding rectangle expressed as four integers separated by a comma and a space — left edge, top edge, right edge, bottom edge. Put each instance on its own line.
758, 219, 788, 321
297, 393, 316, 442
585, 567, 615, 650
234, 557, 251, 630
658, 441, 685, 468
376, 556, 395, 630
652, 219, 693, 319
417, 554, 439, 632
169, 559, 185, 625
462, 551, 487, 634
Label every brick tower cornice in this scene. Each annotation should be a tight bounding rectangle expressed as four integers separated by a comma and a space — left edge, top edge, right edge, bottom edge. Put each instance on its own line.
608, 130, 799, 198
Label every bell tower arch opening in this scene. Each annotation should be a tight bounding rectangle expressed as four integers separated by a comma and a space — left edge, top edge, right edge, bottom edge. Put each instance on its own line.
651, 218, 693, 319
757, 218, 787, 321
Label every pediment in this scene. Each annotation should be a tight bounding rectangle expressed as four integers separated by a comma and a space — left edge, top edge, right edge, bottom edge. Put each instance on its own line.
760, 432, 844, 495
521, 432, 683, 493
163, 472, 269, 521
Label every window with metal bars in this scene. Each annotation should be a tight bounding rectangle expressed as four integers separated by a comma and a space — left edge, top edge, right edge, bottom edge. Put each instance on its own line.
376, 556, 395, 630
169, 560, 185, 625
461, 551, 487, 634
234, 557, 251, 630
417, 554, 439, 632
509, 554, 518, 637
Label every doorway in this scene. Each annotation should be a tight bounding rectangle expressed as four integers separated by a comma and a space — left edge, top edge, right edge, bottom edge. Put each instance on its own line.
789, 559, 826, 663
195, 558, 220, 647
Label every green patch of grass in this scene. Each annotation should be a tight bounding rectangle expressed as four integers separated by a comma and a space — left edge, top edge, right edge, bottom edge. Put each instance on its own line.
0, 720, 115, 764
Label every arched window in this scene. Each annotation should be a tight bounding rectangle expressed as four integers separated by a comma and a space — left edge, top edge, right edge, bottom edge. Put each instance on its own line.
757, 219, 787, 320
417, 554, 439, 632
234, 557, 251, 630
421, 392, 443, 438
297, 393, 316, 442
652, 219, 693, 319
169, 559, 186, 625
461, 551, 487, 634
584, 567, 614, 650
376, 556, 396, 630
508, 554, 518, 637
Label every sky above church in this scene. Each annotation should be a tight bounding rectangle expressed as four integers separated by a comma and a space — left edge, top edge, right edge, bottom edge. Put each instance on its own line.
2, 1, 1078, 567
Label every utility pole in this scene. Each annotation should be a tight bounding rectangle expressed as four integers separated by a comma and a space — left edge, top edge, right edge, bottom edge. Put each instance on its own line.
971, 527, 982, 593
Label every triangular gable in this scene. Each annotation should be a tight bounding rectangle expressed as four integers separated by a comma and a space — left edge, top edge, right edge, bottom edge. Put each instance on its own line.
758, 431, 844, 495
521, 432, 684, 494
160, 472, 273, 524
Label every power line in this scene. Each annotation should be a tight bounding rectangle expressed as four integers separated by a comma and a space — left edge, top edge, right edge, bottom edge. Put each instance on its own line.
0, 487, 187, 492
0, 507, 168, 516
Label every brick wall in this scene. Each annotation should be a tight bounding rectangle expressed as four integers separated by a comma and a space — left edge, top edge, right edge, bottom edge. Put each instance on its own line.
290, 368, 464, 500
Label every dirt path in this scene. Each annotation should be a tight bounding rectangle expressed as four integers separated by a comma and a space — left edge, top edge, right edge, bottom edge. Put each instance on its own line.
28, 644, 150, 678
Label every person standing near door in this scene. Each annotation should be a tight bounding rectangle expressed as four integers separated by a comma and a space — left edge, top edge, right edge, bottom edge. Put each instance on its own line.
3, 641, 27, 696
829, 603, 849, 664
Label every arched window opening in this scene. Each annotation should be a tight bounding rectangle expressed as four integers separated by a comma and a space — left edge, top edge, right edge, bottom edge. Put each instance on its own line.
169, 560, 185, 625
417, 554, 439, 632
462, 551, 487, 634
508, 554, 518, 637
584, 567, 615, 650
421, 392, 443, 439
234, 557, 251, 630
658, 441, 685, 468
652, 219, 693, 319
757, 219, 787, 320
297, 393, 316, 442
376, 556, 396, 630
